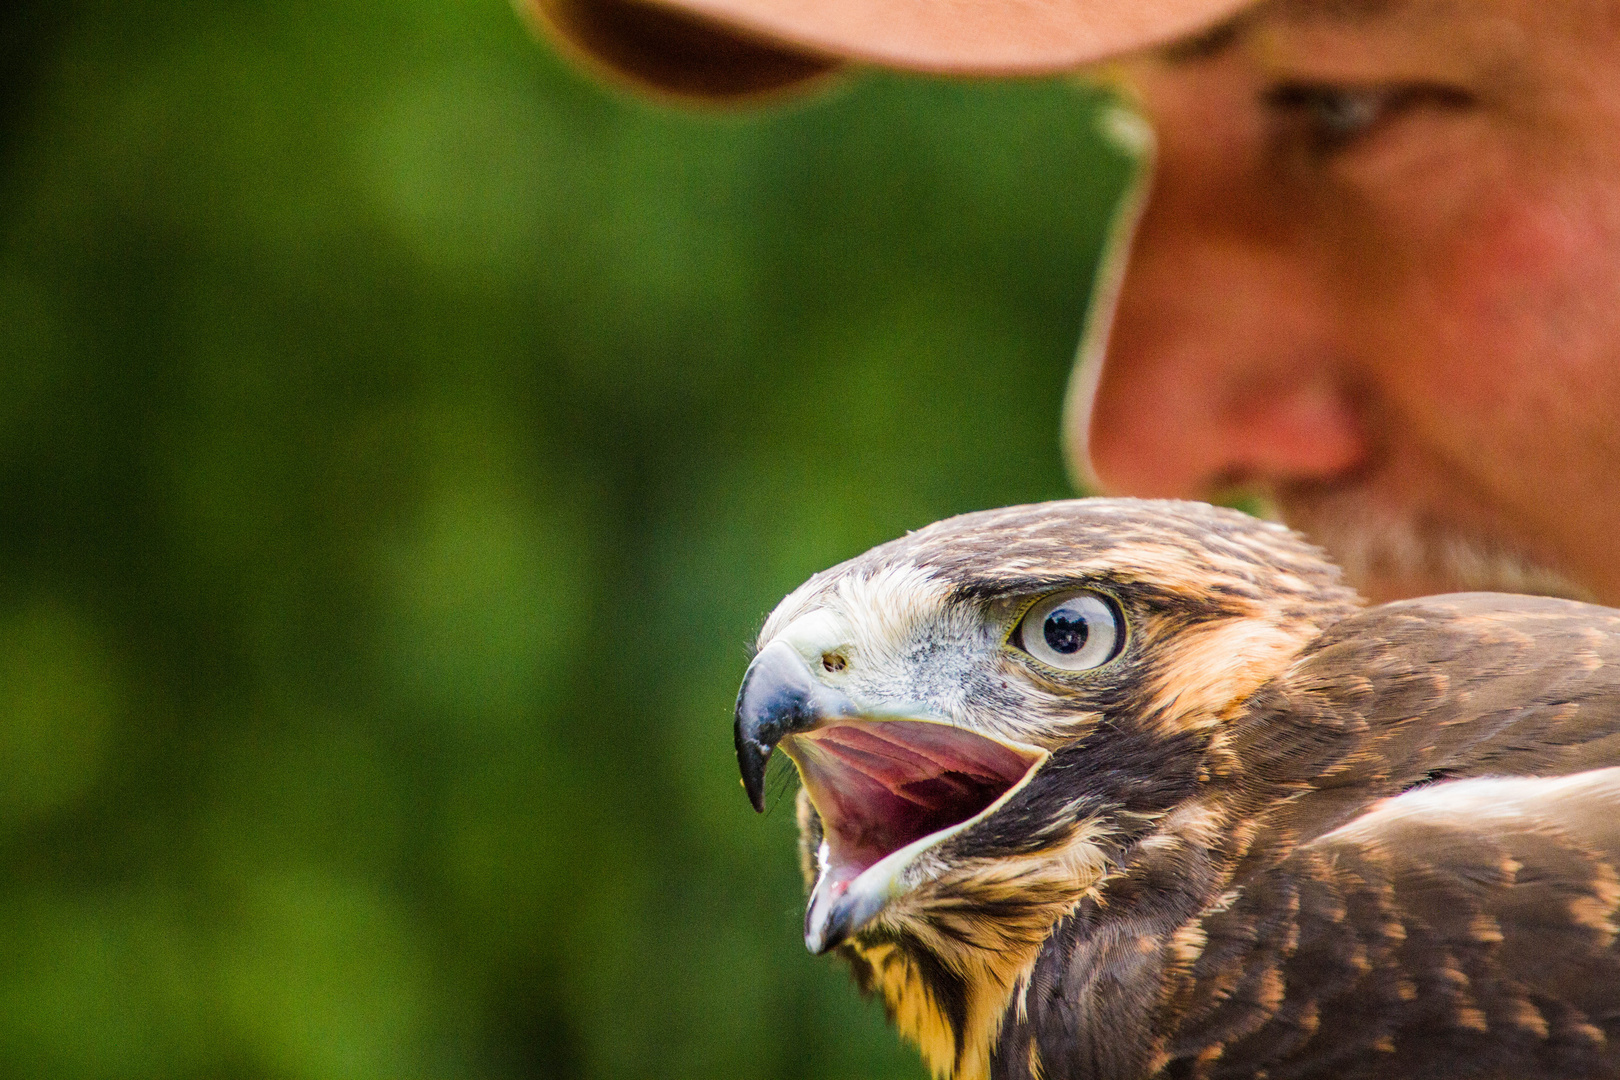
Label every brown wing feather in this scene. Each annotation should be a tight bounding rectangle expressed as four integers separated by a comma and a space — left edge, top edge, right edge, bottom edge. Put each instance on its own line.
1162, 593, 1620, 1079
1178, 770, 1620, 1080
1233, 592, 1620, 843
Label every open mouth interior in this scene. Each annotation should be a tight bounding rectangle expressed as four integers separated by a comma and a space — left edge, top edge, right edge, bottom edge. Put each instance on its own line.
782, 719, 1046, 896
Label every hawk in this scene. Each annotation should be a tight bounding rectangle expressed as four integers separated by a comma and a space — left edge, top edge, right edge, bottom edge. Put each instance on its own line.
733, 499, 1620, 1080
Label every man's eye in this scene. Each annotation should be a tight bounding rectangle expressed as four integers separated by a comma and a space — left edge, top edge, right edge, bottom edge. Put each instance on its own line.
1263, 82, 1471, 153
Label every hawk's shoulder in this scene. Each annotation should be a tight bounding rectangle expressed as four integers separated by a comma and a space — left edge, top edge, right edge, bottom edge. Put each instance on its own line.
1169, 768, 1620, 1079
1165, 593, 1620, 1079
1233, 592, 1620, 816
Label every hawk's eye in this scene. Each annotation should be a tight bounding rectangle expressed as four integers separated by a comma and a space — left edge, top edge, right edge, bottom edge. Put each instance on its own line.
1013, 591, 1122, 671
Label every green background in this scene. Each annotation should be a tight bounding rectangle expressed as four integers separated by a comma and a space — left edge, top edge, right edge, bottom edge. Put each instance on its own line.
0, 0, 1131, 1076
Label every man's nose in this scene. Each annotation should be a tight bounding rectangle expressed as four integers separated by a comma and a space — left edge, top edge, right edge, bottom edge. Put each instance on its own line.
1066, 168, 1370, 501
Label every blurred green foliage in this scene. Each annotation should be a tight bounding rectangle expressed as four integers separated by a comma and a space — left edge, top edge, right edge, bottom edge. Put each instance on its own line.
0, 0, 1132, 1076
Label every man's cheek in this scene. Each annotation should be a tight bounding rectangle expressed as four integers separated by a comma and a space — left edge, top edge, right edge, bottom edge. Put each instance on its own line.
1374, 187, 1620, 435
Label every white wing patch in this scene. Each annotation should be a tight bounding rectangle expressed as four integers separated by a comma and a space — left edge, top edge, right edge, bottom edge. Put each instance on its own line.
1322, 767, 1620, 846
1328, 764, 1620, 835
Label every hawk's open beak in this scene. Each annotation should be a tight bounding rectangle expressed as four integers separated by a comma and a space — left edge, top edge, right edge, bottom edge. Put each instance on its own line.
735, 639, 1048, 953
734, 639, 856, 813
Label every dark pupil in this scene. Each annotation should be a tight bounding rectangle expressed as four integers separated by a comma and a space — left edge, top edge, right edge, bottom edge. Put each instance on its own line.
1043, 609, 1089, 655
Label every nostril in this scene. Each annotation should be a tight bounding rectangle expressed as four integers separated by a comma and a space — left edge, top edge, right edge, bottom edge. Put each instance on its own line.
821, 652, 847, 674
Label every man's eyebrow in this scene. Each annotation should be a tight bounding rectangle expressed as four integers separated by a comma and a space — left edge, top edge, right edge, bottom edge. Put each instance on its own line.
1158, 0, 1419, 62
1271, 0, 1421, 24
1158, 16, 1247, 62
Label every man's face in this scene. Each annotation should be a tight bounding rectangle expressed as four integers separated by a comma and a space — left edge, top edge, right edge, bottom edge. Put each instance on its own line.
1071, 0, 1620, 604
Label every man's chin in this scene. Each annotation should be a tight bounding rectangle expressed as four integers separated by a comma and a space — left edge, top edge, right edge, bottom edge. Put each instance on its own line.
1271, 493, 1595, 605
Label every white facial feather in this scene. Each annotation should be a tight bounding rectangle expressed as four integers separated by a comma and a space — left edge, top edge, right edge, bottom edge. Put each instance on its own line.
760, 564, 998, 724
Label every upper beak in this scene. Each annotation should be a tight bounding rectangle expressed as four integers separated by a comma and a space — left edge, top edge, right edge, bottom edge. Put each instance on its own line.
733, 639, 856, 812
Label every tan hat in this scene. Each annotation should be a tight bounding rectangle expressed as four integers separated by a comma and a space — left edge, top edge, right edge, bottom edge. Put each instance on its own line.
525, 0, 1253, 100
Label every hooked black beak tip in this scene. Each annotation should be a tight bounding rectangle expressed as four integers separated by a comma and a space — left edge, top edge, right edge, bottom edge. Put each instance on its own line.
734, 639, 839, 812
736, 735, 770, 813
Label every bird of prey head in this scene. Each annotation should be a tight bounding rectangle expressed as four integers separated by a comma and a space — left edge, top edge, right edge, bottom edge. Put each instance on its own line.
734, 499, 1620, 1080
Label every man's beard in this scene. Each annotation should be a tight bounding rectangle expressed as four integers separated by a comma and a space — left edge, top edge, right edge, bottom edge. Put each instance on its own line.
1275, 490, 1593, 604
